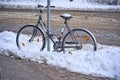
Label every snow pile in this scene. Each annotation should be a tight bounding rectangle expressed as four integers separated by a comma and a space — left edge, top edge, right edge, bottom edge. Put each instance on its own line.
0, 31, 120, 79
0, 0, 120, 11
51, 0, 120, 10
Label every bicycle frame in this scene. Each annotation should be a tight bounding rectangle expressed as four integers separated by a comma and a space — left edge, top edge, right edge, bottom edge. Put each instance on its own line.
32, 6, 81, 51
35, 13, 57, 44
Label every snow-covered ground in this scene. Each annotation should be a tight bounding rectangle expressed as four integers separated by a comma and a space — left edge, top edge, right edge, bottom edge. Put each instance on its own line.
0, 0, 120, 11
0, 31, 120, 79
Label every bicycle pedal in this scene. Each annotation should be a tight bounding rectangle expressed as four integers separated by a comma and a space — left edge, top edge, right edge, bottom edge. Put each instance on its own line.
53, 49, 58, 52
57, 37, 61, 41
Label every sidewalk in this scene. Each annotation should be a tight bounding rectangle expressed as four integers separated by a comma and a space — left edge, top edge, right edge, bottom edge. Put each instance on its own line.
0, 54, 113, 80
0, 54, 54, 80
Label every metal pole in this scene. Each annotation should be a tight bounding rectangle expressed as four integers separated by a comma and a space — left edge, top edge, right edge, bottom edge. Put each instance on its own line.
47, 0, 51, 51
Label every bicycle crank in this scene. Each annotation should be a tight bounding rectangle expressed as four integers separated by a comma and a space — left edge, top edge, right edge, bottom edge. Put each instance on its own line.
53, 41, 62, 52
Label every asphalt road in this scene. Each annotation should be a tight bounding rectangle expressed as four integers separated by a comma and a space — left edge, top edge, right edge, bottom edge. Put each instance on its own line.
0, 55, 55, 80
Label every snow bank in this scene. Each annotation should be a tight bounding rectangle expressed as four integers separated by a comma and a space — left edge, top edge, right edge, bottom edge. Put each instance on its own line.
0, 0, 120, 11
0, 31, 120, 79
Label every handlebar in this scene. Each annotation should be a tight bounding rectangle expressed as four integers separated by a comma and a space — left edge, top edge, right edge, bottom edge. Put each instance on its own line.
38, 4, 55, 9
37, 4, 55, 13
38, 4, 44, 8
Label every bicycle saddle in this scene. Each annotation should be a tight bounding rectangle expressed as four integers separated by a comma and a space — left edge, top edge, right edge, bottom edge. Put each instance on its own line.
60, 14, 72, 20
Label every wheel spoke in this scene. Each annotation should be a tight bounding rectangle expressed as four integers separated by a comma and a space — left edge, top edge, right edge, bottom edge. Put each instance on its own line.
62, 29, 97, 53
16, 25, 45, 51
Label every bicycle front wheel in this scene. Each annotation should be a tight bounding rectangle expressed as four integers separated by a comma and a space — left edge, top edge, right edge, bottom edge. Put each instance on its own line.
16, 25, 45, 51
62, 29, 97, 53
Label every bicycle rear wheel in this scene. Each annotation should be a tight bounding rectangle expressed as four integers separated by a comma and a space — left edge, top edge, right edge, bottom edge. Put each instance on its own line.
16, 25, 45, 51
62, 29, 97, 53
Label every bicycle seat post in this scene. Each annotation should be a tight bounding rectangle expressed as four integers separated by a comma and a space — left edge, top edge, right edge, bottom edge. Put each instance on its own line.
60, 14, 72, 33
65, 20, 71, 33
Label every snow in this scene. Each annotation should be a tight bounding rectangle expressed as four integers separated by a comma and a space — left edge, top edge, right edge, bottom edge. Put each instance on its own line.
0, 31, 120, 79
0, 0, 120, 11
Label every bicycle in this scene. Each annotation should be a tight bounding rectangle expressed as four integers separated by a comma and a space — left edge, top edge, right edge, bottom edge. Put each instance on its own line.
16, 4, 97, 53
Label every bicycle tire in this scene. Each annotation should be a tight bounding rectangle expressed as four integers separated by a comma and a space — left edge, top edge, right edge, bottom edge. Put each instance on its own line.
16, 25, 46, 51
62, 28, 97, 53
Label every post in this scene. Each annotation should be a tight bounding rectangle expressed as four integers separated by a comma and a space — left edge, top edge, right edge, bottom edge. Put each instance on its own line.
47, 0, 51, 51
46, 0, 73, 51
